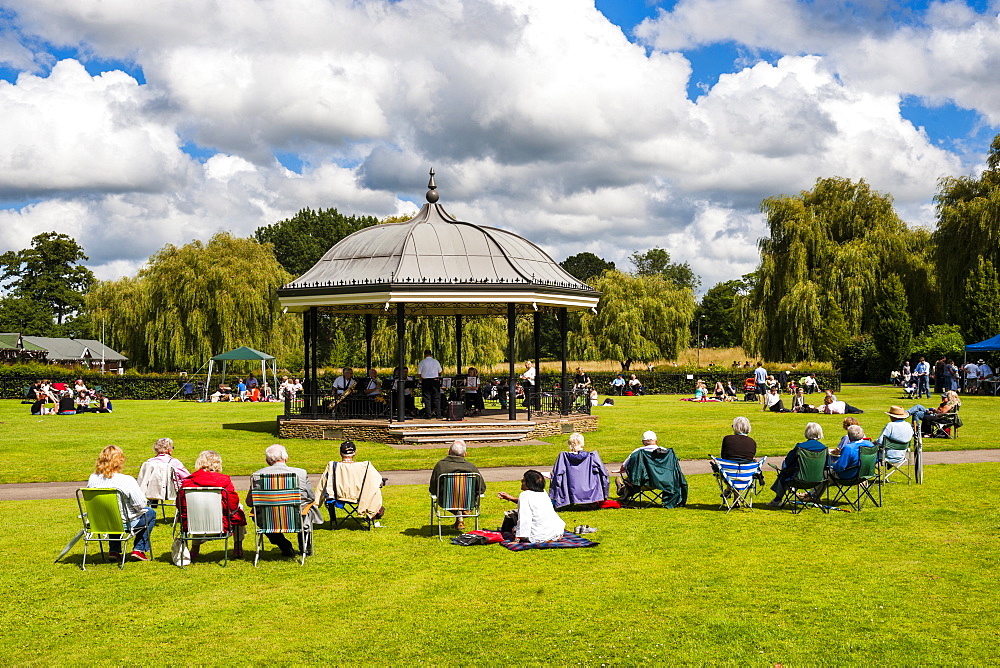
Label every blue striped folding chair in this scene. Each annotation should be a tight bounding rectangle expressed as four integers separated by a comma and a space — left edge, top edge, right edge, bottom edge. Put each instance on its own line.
711, 457, 767, 512
430, 472, 483, 541
251, 473, 310, 566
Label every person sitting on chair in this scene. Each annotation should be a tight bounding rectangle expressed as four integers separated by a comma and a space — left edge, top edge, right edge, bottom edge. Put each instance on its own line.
246, 444, 322, 557
332, 367, 356, 396
875, 406, 915, 465
720, 416, 757, 463
87, 445, 155, 562
178, 450, 247, 559
907, 391, 960, 432
627, 374, 644, 395
574, 367, 592, 390
829, 424, 868, 481
428, 440, 486, 531
361, 368, 381, 398
497, 470, 566, 542
619, 431, 664, 475
315, 441, 386, 524
836, 417, 860, 449
463, 367, 484, 416
767, 422, 829, 506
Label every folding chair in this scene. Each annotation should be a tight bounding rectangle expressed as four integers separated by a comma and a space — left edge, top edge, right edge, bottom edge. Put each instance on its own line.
921, 406, 961, 439
251, 473, 311, 566
827, 444, 881, 511
174, 487, 232, 566
879, 437, 913, 485
73, 488, 140, 570
321, 461, 381, 531
616, 448, 688, 509
775, 446, 829, 514
711, 457, 767, 512
430, 472, 483, 541
137, 458, 180, 520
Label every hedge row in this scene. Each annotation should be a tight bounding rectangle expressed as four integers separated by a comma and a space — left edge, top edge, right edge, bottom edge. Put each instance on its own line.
1, 375, 184, 400
534, 370, 841, 395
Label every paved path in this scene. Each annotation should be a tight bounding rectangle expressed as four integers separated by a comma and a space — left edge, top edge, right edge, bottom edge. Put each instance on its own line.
3, 449, 999, 501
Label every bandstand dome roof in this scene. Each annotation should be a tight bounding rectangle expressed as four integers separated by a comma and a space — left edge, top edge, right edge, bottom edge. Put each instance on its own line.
277, 170, 601, 316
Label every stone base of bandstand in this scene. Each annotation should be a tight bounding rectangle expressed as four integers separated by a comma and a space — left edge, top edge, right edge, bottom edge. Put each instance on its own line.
277, 408, 597, 448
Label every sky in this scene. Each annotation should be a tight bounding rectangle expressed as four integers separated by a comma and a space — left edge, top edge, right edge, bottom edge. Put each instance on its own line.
0, 0, 998, 294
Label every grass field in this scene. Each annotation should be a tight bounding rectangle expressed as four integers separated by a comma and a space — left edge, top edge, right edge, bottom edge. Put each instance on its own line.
2, 463, 998, 665
0, 384, 994, 484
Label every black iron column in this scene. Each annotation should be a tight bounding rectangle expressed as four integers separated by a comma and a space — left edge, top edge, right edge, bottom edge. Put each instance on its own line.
364, 313, 373, 372
455, 314, 463, 374
560, 307, 568, 414
533, 310, 541, 412
303, 310, 311, 415
310, 306, 319, 415
507, 303, 516, 421
396, 303, 406, 423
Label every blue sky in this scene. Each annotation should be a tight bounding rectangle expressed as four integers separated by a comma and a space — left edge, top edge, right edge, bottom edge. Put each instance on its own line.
0, 0, 997, 290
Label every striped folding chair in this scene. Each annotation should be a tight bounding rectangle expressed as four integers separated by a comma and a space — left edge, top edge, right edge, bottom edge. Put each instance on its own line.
711, 457, 767, 512
430, 472, 483, 541
251, 473, 310, 566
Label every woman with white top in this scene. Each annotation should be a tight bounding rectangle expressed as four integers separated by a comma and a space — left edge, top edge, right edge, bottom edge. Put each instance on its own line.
463, 367, 484, 416
497, 470, 566, 543
87, 445, 156, 562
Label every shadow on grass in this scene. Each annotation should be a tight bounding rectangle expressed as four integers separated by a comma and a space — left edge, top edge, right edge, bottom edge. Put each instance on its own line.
221, 421, 276, 434
400, 525, 462, 539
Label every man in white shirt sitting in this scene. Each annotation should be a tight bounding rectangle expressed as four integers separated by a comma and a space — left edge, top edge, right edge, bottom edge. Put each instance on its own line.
332, 368, 356, 396
361, 368, 381, 397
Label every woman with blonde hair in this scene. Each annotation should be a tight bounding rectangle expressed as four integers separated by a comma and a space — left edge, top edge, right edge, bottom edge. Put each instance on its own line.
86, 445, 156, 562
177, 450, 247, 559
567, 432, 586, 453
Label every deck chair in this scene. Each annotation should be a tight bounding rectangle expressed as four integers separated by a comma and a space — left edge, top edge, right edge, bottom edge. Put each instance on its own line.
73, 488, 140, 570
711, 457, 766, 512
137, 458, 180, 520
827, 444, 881, 510
251, 473, 311, 566
775, 446, 829, 514
921, 406, 961, 439
617, 447, 688, 509
879, 436, 913, 485
316, 460, 384, 531
174, 487, 232, 566
430, 472, 484, 541
548, 450, 610, 509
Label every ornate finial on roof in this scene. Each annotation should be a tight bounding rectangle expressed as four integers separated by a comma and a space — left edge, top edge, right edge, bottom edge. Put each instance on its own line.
426, 167, 439, 203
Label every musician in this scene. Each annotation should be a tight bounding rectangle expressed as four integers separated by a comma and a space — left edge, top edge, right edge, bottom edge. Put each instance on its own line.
418, 349, 443, 419
332, 368, 357, 396
362, 368, 381, 397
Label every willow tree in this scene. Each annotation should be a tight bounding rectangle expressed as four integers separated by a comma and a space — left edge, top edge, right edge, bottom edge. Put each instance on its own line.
574, 270, 696, 370
744, 177, 937, 362
934, 133, 1000, 339
86, 233, 300, 371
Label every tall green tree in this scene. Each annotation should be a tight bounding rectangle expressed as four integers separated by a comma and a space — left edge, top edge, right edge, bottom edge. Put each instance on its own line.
934, 133, 1000, 328
871, 274, 912, 376
254, 207, 380, 276
744, 177, 936, 362
0, 232, 95, 326
962, 257, 1000, 343
629, 247, 700, 291
85, 233, 300, 371
560, 252, 615, 282
695, 278, 748, 348
573, 270, 696, 370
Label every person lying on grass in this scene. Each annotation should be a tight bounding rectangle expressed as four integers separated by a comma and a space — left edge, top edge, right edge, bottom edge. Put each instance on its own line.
497, 470, 566, 543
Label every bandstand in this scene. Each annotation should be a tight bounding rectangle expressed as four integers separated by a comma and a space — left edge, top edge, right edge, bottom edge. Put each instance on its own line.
276, 170, 601, 445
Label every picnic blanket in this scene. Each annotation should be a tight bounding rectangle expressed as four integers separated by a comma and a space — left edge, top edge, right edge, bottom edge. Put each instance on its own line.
499, 530, 599, 551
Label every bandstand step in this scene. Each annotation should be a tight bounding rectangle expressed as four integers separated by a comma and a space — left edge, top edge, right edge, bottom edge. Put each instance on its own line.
404, 434, 529, 443
388, 427, 534, 437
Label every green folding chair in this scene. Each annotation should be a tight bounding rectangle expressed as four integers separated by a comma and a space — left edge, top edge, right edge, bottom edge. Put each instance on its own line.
251, 473, 311, 566
430, 472, 483, 541
72, 488, 139, 570
879, 437, 913, 484
827, 444, 881, 511
174, 487, 232, 567
778, 446, 830, 514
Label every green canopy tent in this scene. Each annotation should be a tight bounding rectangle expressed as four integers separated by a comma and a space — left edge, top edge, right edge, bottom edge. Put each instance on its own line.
204, 346, 278, 401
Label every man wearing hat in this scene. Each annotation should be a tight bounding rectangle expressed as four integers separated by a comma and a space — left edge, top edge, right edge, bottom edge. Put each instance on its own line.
876, 406, 914, 464
618, 431, 664, 474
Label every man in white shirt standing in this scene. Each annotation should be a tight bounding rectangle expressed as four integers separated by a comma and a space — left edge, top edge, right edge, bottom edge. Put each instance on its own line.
963, 360, 979, 393
418, 349, 443, 419
520, 360, 537, 408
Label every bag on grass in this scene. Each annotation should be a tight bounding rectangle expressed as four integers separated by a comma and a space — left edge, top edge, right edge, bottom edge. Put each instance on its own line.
171, 537, 191, 566
451, 533, 490, 546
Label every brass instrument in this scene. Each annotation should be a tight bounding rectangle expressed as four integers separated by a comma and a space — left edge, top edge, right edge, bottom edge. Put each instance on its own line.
324, 379, 356, 411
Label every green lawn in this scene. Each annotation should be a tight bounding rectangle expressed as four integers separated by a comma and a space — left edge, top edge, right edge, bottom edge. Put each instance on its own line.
0, 384, 994, 484
2, 463, 998, 665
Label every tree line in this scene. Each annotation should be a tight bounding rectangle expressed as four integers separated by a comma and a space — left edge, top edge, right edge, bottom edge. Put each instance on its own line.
4, 134, 999, 376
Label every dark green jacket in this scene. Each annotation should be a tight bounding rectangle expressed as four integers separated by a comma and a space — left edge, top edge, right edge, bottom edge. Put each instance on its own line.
624, 447, 688, 508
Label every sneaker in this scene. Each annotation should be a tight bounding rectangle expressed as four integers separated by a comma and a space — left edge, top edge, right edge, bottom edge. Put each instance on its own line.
130, 550, 149, 561
766, 499, 782, 507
